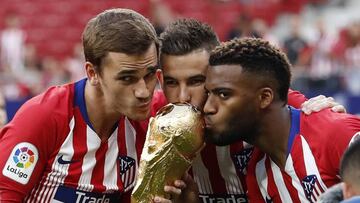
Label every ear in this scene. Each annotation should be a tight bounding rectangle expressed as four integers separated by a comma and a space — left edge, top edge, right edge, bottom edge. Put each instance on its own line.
156, 69, 164, 89
85, 62, 99, 86
258, 87, 273, 109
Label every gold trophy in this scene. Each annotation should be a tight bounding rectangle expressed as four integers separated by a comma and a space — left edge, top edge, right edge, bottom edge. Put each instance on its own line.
131, 103, 205, 203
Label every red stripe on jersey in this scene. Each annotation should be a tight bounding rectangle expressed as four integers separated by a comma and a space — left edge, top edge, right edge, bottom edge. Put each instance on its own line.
265, 156, 282, 203
291, 135, 308, 200
291, 136, 307, 180
246, 149, 266, 202
130, 120, 147, 161
63, 108, 88, 187
200, 144, 227, 193
90, 141, 108, 192
282, 171, 301, 202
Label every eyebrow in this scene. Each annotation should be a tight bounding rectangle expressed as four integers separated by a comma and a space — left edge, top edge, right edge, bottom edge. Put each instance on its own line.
188, 75, 206, 80
116, 64, 159, 77
147, 64, 160, 71
163, 76, 176, 80
210, 87, 231, 93
117, 69, 138, 76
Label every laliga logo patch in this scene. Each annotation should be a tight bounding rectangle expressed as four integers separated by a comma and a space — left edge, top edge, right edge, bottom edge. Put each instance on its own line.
2, 142, 38, 184
13, 147, 35, 168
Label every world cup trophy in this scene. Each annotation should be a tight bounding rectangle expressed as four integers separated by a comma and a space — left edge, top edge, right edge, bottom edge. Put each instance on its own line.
131, 103, 205, 203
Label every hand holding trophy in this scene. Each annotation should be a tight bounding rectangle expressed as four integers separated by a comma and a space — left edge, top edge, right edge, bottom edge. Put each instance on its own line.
131, 103, 205, 203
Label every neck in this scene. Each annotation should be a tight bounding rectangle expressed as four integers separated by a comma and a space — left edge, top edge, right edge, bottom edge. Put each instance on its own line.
253, 103, 292, 169
84, 81, 120, 142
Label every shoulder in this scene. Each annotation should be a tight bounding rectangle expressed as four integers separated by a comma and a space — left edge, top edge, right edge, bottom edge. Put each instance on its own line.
301, 110, 360, 134
287, 89, 307, 108
300, 110, 360, 157
10, 83, 75, 128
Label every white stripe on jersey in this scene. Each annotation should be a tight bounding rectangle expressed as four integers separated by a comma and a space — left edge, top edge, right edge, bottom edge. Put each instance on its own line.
285, 155, 309, 202
192, 155, 212, 194
301, 136, 327, 191
216, 146, 243, 194
103, 128, 119, 191
271, 160, 293, 203
77, 126, 101, 192
255, 156, 270, 201
122, 117, 138, 192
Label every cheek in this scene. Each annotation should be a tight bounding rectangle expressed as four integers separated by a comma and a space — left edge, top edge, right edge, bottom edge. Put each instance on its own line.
163, 88, 179, 103
113, 86, 134, 104
147, 77, 158, 91
192, 92, 207, 108
215, 102, 237, 125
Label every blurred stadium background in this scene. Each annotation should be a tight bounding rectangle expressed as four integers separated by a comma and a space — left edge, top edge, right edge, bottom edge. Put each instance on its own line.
0, 0, 359, 122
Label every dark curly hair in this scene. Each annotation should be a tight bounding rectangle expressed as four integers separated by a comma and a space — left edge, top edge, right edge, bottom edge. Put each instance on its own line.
209, 37, 291, 102
160, 18, 219, 56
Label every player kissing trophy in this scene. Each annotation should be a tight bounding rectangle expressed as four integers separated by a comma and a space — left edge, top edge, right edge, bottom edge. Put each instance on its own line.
131, 103, 205, 203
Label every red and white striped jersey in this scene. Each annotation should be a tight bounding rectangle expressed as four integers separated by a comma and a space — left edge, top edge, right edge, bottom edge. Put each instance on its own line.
246, 108, 360, 203
150, 90, 307, 203
0, 79, 147, 202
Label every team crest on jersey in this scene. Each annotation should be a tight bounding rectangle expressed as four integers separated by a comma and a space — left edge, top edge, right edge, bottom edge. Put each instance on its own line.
119, 156, 135, 174
2, 142, 38, 184
302, 175, 321, 202
233, 148, 253, 173
119, 156, 137, 191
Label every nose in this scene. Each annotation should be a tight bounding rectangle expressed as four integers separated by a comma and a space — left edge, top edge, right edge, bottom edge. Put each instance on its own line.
203, 96, 216, 115
134, 78, 150, 99
179, 87, 191, 103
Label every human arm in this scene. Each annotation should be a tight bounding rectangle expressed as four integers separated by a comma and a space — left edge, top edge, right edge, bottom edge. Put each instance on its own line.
288, 89, 346, 114
0, 100, 58, 201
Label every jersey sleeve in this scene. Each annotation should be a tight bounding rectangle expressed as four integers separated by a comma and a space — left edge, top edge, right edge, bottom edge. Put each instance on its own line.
287, 89, 307, 108
0, 100, 59, 201
318, 112, 360, 186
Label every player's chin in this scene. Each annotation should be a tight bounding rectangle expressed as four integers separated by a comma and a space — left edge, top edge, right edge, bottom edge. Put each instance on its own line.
204, 128, 220, 145
205, 128, 233, 146
128, 110, 150, 121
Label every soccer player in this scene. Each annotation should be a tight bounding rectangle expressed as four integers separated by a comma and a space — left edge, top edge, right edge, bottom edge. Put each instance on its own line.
152, 19, 346, 203
0, 9, 159, 202
340, 139, 360, 202
203, 37, 360, 203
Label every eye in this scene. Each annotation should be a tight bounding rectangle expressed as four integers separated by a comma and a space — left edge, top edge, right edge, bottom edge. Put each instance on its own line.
164, 79, 178, 87
119, 76, 137, 84
188, 79, 205, 86
218, 91, 230, 100
145, 70, 156, 79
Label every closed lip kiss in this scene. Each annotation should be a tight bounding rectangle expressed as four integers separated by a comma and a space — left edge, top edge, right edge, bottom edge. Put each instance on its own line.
204, 117, 212, 128
138, 101, 151, 108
